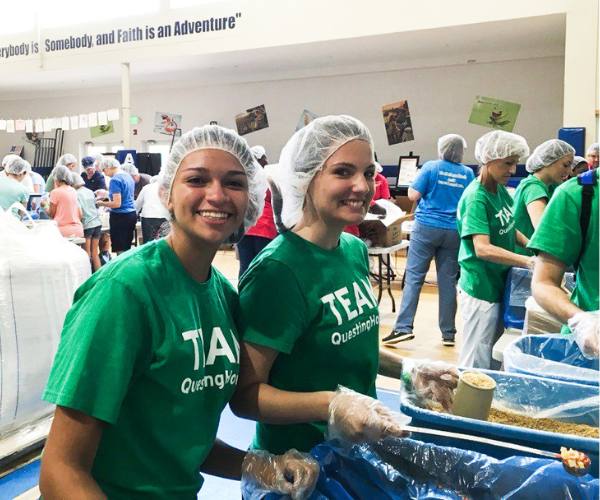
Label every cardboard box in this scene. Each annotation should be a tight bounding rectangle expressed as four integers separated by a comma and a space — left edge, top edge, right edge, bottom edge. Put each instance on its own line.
359, 199, 409, 247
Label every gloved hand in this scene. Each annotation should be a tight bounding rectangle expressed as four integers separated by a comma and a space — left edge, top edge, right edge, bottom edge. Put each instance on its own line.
403, 359, 459, 411
327, 387, 409, 443
568, 311, 600, 359
241, 448, 319, 500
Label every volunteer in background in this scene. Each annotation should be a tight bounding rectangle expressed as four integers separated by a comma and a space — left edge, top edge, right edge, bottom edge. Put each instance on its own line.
72, 173, 102, 272
512, 139, 574, 255
385, 134, 474, 347
529, 167, 599, 358
237, 145, 278, 277
26, 161, 45, 194
81, 155, 107, 192
0, 154, 34, 193
0, 156, 29, 210
45, 153, 78, 192
586, 142, 599, 169
97, 158, 137, 255
40, 125, 319, 500
122, 162, 152, 199
571, 155, 590, 177
231, 115, 459, 455
456, 130, 533, 369
48, 165, 83, 238
135, 176, 170, 243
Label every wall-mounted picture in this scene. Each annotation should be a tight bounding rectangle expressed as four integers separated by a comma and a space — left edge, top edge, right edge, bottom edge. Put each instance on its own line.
295, 109, 318, 131
468, 96, 521, 132
90, 122, 114, 138
382, 100, 414, 145
154, 112, 181, 136
235, 104, 269, 136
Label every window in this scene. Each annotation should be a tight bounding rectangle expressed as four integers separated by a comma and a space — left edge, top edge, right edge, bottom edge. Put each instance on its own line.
83, 143, 123, 157
148, 143, 171, 169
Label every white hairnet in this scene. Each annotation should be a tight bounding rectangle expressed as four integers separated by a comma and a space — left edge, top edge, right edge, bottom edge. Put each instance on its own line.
573, 155, 588, 168
159, 125, 267, 233
70, 173, 85, 188
2, 153, 21, 169
474, 130, 530, 165
56, 153, 77, 168
438, 134, 467, 163
54, 165, 72, 184
99, 157, 120, 171
251, 145, 266, 160
122, 163, 139, 176
525, 139, 575, 173
586, 142, 599, 156
275, 114, 374, 230
5, 157, 28, 175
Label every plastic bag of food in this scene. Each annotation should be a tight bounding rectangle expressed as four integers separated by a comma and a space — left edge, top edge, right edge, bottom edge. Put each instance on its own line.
504, 334, 599, 386
502, 267, 532, 329
253, 438, 599, 499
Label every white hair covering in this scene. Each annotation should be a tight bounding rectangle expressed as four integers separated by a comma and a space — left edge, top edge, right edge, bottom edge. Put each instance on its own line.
474, 130, 530, 165
525, 139, 575, 173
158, 124, 266, 233
274, 114, 374, 230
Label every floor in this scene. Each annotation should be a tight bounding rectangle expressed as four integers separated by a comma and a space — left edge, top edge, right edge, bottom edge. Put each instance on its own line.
211, 247, 460, 391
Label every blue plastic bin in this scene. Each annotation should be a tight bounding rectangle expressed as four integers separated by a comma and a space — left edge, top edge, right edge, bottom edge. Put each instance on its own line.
400, 369, 600, 476
504, 334, 599, 386
502, 267, 532, 329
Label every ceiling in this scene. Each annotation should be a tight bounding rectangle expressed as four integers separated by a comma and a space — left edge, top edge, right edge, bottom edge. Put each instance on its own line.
0, 14, 565, 98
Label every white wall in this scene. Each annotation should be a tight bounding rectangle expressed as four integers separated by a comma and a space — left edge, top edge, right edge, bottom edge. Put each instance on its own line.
0, 56, 564, 167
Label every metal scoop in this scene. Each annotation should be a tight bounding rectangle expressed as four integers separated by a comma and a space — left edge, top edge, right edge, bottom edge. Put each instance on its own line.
404, 424, 592, 477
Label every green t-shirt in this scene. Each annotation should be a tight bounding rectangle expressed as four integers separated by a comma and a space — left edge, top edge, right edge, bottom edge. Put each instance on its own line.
43, 239, 240, 499
528, 173, 599, 317
457, 180, 516, 303
0, 175, 28, 210
512, 175, 553, 255
237, 231, 380, 454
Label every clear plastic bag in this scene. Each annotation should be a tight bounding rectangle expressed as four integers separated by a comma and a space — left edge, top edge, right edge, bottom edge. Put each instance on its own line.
503, 334, 599, 386
253, 438, 599, 499
502, 267, 532, 329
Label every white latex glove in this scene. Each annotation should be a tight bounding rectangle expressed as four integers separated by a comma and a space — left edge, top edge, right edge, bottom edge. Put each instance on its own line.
327, 387, 409, 443
568, 311, 600, 359
241, 449, 319, 500
403, 359, 460, 411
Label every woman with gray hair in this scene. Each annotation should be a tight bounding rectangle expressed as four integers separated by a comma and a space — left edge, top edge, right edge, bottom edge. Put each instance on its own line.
48, 164, 83, 237
40, 125, 319, 500
45, 153, 78, 193
385, 134, 474, 347
512, 139, 574, 255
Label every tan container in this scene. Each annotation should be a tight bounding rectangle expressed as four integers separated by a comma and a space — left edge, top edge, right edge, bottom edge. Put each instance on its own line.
452, 371, 496, 421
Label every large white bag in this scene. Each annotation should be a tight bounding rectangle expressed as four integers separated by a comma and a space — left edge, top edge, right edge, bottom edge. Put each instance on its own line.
0, 207, 90, 435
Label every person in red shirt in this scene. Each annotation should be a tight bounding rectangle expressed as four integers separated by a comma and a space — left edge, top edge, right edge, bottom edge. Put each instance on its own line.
237, 146, 279, 276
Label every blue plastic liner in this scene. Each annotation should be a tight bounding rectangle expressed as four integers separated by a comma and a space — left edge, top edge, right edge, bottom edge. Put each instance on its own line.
400, 369, 600, 475
504, 334, 599, 386
254, 438, 599, 500
502, 267, 532, 330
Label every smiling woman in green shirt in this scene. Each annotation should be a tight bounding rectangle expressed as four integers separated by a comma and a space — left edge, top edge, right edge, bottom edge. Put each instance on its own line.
230, 115, 459, 456
512, 139, 574, 255
456, 130, 534, 369
39, 126, 319, 500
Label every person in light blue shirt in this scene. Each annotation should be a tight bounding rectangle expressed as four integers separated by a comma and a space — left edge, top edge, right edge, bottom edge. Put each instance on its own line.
0, 157, 29, 210
383, 134, 474, 346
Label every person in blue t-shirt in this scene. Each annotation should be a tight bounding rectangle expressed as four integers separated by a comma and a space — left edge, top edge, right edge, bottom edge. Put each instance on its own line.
383, 134, 474, 346
97, 157, 137, 255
